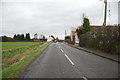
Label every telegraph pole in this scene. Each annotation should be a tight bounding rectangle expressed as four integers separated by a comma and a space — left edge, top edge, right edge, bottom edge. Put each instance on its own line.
118, 1, 120, 45
103, 0, 107, 26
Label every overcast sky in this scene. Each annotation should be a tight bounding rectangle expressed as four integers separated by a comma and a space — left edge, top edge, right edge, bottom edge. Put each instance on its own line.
1, 0, 119, 39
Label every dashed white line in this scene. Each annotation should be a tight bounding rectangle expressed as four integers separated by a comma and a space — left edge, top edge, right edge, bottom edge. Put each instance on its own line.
61, 49, 64, 53
65, 54, 74, 65
82, 76, 88, 80
59, 46, 60, 49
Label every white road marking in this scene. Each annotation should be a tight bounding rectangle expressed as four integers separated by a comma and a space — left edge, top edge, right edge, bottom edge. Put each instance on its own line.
59, 46, 60, 49
65, 54, 74, 65
61, 49, 64, 53
82, 76, 88, 80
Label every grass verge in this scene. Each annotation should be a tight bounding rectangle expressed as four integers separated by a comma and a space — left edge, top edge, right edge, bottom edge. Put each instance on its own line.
2, 42, 52, 78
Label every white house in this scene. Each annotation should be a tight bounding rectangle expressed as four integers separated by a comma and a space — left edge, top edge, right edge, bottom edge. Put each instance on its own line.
75, 32, 79, 44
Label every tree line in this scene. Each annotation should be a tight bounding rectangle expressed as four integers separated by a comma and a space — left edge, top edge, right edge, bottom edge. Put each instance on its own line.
39, 36, 47, 42
1, 33, 48, 42
13, 33, 31, 41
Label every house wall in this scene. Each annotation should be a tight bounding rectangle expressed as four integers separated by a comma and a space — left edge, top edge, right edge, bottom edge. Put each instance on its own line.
70, 30, 76, 42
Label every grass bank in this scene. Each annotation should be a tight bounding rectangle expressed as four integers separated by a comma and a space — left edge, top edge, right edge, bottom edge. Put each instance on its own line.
2, 42, 52, 78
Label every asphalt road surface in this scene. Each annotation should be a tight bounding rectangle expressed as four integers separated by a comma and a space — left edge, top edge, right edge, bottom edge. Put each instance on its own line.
20, 42, 118, 78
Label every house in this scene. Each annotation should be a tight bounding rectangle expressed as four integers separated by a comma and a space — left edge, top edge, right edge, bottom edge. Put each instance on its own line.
70, 28, 79, 46
71, 30, 76, 42
74, 32, 79, 44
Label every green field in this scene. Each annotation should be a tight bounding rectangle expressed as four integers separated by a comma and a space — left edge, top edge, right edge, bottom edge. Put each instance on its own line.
1, 42, 40, 50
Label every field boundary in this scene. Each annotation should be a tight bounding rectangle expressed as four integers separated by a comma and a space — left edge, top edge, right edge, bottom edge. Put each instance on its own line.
0, 43, 40, 52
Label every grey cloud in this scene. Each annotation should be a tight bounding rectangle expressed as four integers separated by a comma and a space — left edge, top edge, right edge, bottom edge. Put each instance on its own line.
1, 0, 119, 39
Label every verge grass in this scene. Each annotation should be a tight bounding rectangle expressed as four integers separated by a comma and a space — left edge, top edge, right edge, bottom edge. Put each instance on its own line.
2, 42, 51, 78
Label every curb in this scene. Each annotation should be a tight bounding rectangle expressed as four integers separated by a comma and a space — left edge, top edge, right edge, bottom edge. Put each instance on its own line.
65, 43, 120, 63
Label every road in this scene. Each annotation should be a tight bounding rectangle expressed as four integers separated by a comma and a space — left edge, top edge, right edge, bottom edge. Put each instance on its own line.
20, 42, 118, 78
